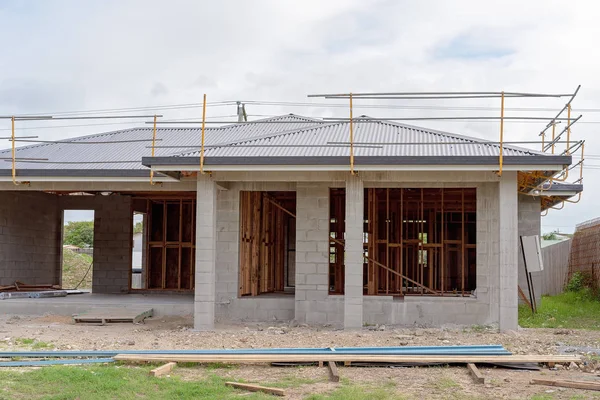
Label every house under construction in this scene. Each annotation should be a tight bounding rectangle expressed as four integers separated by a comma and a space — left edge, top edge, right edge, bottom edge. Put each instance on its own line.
0, 90, 584, 331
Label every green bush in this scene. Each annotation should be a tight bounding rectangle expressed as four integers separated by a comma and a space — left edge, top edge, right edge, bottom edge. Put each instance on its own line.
566, 272, 586, 292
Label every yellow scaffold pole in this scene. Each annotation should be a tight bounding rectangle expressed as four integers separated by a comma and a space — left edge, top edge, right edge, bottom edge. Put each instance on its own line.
349, 92, 354, 175
200, 93, 207, 174
150, 114, 158, 185
498, 91, 505, 176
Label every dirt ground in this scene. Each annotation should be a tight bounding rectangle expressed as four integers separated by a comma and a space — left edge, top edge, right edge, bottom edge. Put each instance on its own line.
1, 313, 600, 399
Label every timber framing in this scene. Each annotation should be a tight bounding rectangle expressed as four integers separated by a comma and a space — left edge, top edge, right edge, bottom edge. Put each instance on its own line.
329, 188, 476, 296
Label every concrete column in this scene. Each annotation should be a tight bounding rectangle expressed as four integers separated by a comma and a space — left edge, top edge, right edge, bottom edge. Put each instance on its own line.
498, 172, 518, 331
344, 175, 363, 329
294, 183, 330, 324
194, 175, 217, 330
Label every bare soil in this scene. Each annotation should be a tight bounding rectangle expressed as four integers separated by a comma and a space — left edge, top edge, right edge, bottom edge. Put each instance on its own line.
1, 314, 600, 399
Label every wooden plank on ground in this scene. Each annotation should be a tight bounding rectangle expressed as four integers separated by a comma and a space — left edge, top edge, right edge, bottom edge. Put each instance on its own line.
531, 378, 600, 391
150, 362, 176, 377
73, 307, 153, 324
114, 354, 581, 365
225, 382, 285, 396
328, 361, 340, 382
467, 363, 485, 384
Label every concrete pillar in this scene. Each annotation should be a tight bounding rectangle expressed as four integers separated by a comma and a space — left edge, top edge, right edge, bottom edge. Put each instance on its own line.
294, 183, 330, 324
344, 175, 363, 329
498, 172, 518, 331
194, 175, 217, 330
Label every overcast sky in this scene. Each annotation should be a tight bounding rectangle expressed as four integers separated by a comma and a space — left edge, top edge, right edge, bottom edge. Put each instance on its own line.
1, 0, 598, 231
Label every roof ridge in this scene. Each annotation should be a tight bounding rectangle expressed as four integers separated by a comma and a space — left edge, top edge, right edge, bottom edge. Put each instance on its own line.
177, 118, 337, 156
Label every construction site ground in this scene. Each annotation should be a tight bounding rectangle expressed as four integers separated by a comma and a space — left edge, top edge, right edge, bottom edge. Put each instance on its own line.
1, 314, 600, 399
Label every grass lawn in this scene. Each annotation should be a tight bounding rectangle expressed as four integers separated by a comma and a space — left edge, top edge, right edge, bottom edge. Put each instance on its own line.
0, 364, 398, 400
518, 289, 600, 330
61, 249, 93, 290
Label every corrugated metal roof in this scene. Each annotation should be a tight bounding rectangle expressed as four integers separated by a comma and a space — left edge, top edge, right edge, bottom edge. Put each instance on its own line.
0, 114, 319, 170
178, 119, 543, 158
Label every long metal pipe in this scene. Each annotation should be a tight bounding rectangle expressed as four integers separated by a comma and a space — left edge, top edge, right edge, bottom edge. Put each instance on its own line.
0, 345, 510, 358
0, 358, 115, 367
308, 91, 573, 98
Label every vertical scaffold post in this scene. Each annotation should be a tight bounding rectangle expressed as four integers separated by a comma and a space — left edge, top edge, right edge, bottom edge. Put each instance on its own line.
566, 103, 571, 154
150, 114, 158, 185
200, 93, 207, 174
11, 116, 17, 185
498, 91, 505, 176
540, 131, 545, 152
349, 92, 354, 175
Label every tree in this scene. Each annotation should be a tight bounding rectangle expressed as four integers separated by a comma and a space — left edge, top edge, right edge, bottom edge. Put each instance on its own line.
133, 221, 144, 234
542, 230, 559, 240
63, 221, 94, 248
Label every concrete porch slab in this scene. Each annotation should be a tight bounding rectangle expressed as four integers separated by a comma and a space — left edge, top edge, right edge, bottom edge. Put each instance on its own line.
1, 293, 193, 317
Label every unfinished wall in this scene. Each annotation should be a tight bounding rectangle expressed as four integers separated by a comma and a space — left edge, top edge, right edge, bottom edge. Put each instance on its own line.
0, 192, 60, 286
517, 194, 542, 305
60, 194, 132, 294
206, 171, 517, 328
214, 182, 296, 322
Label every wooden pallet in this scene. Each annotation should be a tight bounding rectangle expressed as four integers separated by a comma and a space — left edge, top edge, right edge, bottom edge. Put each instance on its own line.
73, 307, 153, 324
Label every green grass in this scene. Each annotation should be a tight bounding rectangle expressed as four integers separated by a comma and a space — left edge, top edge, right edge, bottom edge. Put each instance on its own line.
13, 338, 54, 350
61, 249, 93, 290
0, 364, 274, 400
519, 289, 600, 330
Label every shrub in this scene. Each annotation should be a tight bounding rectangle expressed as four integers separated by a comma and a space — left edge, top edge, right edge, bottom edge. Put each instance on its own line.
566, 272, 586, 292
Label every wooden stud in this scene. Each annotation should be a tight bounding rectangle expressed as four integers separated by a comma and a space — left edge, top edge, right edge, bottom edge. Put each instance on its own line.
467, 363, 485, 384
115, 354, 582, 365
328, 361, 340, 382
225, 382, 285, 397
530, 378, 600, 391
150, 362, 176, 377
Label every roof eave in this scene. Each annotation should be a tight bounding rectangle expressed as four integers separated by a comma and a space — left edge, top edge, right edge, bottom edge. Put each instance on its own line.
143, 155, 571, 172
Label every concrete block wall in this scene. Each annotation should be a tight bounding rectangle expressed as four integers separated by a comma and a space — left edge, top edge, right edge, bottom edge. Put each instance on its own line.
498, 172, 519, 331
344, 175, 364, 329
517, 194, 542, 305
0, 192, 60, 286
60, 194, 132, 294
214, 181, 296, 322
294, 183, 333, 325
195, 176, 217, 330
199, 171, 519, 328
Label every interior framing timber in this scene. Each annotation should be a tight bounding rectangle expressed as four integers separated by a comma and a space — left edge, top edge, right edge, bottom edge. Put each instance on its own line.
329, 187, 476, 297
238, 191, 296, 297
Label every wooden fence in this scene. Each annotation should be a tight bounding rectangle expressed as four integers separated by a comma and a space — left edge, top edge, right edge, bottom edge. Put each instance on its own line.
540, 239, 572, 296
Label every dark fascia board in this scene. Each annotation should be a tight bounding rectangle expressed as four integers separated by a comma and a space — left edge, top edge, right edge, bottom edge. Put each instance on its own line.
142, 154, 572, 167
0, 169, 156, 177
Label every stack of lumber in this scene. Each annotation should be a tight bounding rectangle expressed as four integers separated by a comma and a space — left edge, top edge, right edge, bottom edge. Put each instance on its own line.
0, 345, 582, 368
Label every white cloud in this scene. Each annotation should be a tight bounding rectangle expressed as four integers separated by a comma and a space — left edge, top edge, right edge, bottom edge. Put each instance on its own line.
0, 0, 598, 231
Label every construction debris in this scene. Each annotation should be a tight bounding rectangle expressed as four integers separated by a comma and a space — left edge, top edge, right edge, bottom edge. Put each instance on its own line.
73, 307, 153, 324
150, 362, 176, 377
0, 290, 68, 300
467, 363, 485, 384
225, 382, 285, 397
327, 361, 340, 382
531, 378, 600, 391
113, 353, 580, 365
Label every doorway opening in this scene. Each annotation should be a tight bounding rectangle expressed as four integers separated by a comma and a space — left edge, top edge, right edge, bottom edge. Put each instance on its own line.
61, 210, 95, 291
